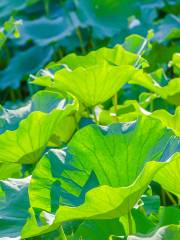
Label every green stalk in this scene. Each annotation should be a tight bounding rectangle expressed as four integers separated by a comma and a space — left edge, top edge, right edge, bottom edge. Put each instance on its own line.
133, 38, 148, 68
66, 4, 86, 54
75, 27, 86, 54
44, 0, 50, 15
58, 47, 64, 59
9, 89, 16, 102
128, 211, 133, 235
113, 93, 118, 122
165, 191, 177, 205
16, 88, 22, 100
161, 188, 166, 206
88, 26, 95, 49
150, 100, 154, 112
27, 81, 34, 97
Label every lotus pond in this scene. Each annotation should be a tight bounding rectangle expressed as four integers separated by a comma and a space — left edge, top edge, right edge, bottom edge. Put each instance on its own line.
0, 0, 180, 239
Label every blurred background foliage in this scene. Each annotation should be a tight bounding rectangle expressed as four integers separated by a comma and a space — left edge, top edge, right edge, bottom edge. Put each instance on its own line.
0, 0, 179, 107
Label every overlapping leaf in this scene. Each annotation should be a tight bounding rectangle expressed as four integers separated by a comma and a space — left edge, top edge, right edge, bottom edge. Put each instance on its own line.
20, 116, 179, 237
57, 44, 148, 69
33, 64, 142, 107
54, 64, 139, 107
99, 101, 180, 136
0, 177, 30, 239
0, 46, 53, 89
0, 90, 77, 144
75, 0, 140, 37
129, 71, 180, 106
151, 107, 180, 136
0, 2, 180, 238
19, 16, 74, 46
154, 153, 180, 198
0, 99, 76, 164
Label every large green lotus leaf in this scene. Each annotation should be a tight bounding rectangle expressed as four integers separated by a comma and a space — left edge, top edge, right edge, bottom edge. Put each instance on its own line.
0, 45, 53, 89
31, 90, 78, 145
154, 153, 180, 198
0, 177, 30, 239
19, 16, 74, 46
21, 117, 179, 237
0, 104, 75, 164
0, 90, 77, 146
75, 0, 140, 37
53, 64, 140, 107
32, 90, 78, 146
0, 90, 64, 134
22, 160, 178, 238
127, 225, 180, 240
57, 45, 148, 69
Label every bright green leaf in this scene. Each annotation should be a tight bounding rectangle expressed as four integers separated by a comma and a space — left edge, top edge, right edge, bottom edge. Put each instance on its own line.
53, 64, 139, 107
154, 153, 180, 198
21, 117, 178, 238
0, 104, 75, 164
0, 177, 30, 238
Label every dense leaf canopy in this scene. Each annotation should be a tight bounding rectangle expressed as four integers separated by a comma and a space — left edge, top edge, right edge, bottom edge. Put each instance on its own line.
0, 0, 180, 239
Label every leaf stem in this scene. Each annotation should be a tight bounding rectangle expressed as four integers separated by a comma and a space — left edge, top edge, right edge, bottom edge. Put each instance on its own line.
150, 100, 154, 112
128, 211, 133, 235
58, 47, 64, 59
75, 27, 86, 54
16, 88, 22, 99
9, 89, 16, 102
113, 93, 118, 122
161, 188, 166, 205
44, 0, 50, 15
165, 191, 177, 205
